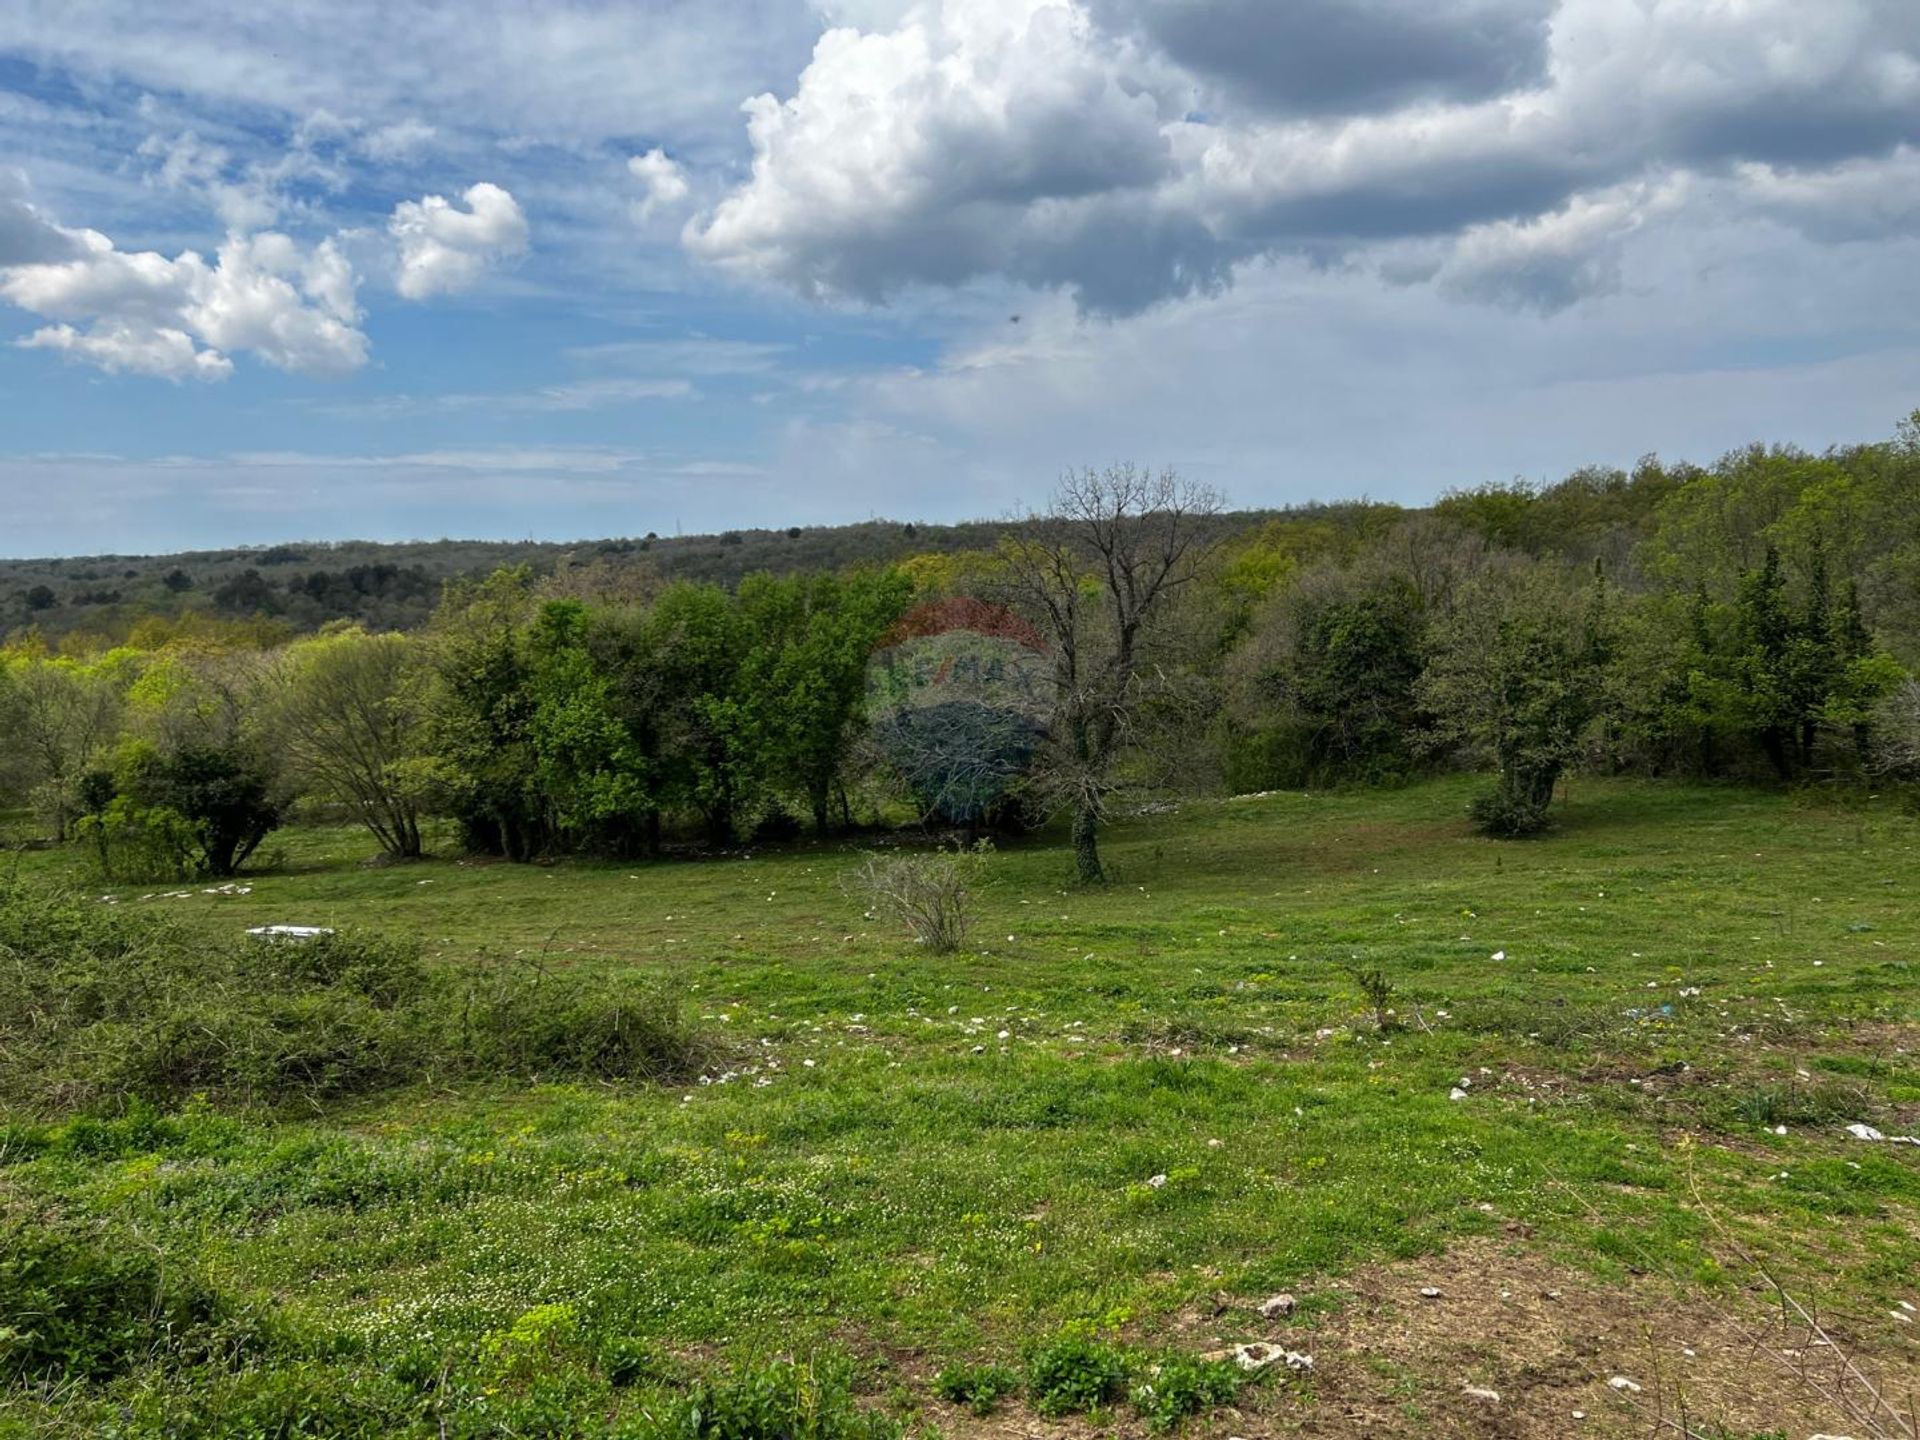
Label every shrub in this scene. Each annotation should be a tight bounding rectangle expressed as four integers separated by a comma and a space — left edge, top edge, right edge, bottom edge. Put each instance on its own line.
1129, 1352, 1243, 1432
72, 798, 199, 882
1468, 776, 1556, 838
1338, 961, 1396, 1031
636, 1356, 901, 1440
457, 962, 717, 1084
0, 1201, 244, 1382
851, 844, 988, 954
1024, 1329, 1128, 1416
933, 1360, 1021, 1415
0, 882, 717, 1115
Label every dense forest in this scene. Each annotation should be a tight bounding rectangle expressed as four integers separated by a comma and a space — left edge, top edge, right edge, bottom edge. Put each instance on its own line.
4, 416, 1918, 877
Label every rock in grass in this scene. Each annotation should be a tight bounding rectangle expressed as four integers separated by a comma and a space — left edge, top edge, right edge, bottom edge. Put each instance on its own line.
1845, 1123, 1885, 1141
1462, 1386, 1500, 1404
1259, 1293, 1296, 1319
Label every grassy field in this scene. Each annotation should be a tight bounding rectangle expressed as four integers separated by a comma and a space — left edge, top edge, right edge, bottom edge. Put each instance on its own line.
5, 777, 1920, 1437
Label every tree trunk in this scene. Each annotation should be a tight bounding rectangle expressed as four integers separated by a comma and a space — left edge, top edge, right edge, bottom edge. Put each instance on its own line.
1071, 802, 1103, 884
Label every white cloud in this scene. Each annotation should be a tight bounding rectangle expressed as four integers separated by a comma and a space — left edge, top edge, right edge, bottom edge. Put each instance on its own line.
1, 199, 367, 381
688, 0, 1183, 309
1430, 177, 1688, 311
388, 181, 530, 298
1736, 146, 1920, 244
18, 320, 233, 380
358, 118, 438, 162
690, 0, 1920, 313
628, 148, 691, 221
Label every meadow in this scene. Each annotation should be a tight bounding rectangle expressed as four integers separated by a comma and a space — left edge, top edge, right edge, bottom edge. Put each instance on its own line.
4, 776, 1919, 1438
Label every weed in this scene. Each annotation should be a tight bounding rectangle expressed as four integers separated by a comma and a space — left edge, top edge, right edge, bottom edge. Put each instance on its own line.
850, 844, 988, 954
1339, 960, 1397, 1031
932, 1360, 1020, 1415
1129, 1351, 1243, 1432
1024, 1329, 1128, 1416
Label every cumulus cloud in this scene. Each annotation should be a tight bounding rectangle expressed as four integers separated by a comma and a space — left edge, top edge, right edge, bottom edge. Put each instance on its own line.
388, 181, 530, 298
0, 173, 87, 266
690, 0, 1920, 313
1736, 147, 1920, 244
1430, 178, 1687, 311
0, 194, 367, 381
1091, 0, 1553, 116
688, 0, 1190, 309
629, 148, 691, 220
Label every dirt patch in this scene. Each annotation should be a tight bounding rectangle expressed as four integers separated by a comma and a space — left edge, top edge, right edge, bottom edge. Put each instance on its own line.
920, 1237, 1920, 1439
1233, 1238, 1919, 1438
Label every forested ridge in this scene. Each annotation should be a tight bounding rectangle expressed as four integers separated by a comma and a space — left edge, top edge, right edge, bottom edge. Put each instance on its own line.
4, 416, 1918, 877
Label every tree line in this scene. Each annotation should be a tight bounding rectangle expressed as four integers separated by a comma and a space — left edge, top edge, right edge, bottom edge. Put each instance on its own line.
3, 417, 1917, 880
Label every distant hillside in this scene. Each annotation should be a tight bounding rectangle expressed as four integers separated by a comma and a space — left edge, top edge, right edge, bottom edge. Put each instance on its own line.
1, 450, 1710, 646
0, 515, 1183, 642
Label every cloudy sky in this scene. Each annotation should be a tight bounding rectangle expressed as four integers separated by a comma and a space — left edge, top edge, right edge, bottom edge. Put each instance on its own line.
2, 0, 1918, 556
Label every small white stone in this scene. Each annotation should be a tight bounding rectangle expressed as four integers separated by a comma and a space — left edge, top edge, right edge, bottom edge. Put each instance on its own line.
1449, 1087, 1469, 1101
1846, 1123, 1886, 1142
1607, 1376, 1642, 1393
1258, 1293, 1296, 1319
1146, 1173, 1169, 1189
1462, 1386, 1500, 1404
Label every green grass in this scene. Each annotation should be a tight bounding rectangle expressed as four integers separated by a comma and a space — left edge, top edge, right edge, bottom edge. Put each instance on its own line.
4, 776, 1919, 1435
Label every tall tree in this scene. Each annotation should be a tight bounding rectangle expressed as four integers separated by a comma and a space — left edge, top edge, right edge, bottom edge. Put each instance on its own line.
266, 626, 434, 858
998, 465, 1223, 883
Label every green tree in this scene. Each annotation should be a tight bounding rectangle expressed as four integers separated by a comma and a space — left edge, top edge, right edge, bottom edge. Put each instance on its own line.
1417, 563, 1611, 837
267, 626, 436, 858
425, 569, 550, 860
739, 569, 912, 834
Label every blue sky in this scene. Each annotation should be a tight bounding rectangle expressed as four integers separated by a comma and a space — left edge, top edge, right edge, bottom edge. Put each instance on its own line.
2, 0, 1918, 557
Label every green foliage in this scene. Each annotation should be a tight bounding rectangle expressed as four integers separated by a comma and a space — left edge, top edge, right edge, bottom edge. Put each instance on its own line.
641, 1356, 902, 1440
109, 744, 282, 879
267, 627, 434, 859
0, 881, 711, 1114
1023, 1329, 1128, 1416
458, 961, 717, 1084
1417, 563, 1611, 836
1128, 1351, 1243, 1432
1338, 961, 1396, 1030
1245, 577, 1427, 788
0, 1201, 242, 1382
932, 1360, 1021, 1415
73, 797, 199, 882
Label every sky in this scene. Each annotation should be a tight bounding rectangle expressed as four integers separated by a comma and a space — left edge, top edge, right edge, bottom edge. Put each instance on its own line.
1, 0, 1918, 558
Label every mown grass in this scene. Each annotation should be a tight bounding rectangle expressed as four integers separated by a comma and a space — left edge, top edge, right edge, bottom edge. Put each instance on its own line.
3, 776, 1918, 1435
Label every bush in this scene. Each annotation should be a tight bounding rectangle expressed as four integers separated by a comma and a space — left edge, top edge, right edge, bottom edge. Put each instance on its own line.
851, 845, 988, 954
933, 1360, 1021, 1415
457, 962, 717, 1084
1024, 1330, 1128, 1416
637, 1356, 901, 1440
0, 1201, 246, 1382
1129, 1352, 1243, 1432
1467, 775, 1555, 838
72, 798, 200, 882
0, 882, 717, 1115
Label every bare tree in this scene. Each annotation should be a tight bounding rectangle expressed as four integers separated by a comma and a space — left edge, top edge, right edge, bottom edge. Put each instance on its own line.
997, 465, 1224, 883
